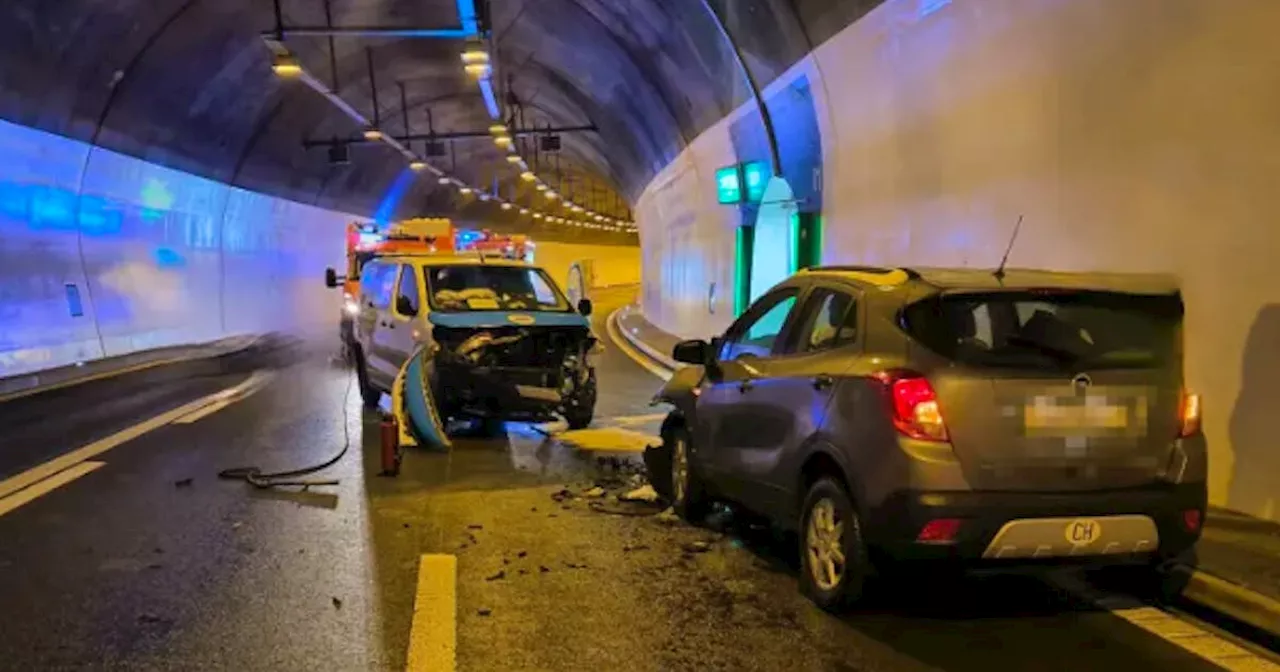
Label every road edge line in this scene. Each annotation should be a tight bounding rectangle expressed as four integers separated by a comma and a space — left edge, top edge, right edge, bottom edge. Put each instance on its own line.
406, 553, 457, 672
0, 461, 106, 517
0, 371, 267, 499
605, 308, 674, 382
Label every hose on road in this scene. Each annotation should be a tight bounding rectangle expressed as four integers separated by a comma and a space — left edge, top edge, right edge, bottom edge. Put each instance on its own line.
217, 370, 354, 489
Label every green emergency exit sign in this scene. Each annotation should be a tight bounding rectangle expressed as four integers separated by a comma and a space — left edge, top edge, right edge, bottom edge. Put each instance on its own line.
743, 161, 768, 203
716, 165, 743, 204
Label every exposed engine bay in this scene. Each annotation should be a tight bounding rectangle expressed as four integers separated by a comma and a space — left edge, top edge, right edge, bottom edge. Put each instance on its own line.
429, 325, 598, 423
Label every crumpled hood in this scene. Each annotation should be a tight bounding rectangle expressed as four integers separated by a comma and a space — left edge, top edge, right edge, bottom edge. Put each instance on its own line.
427, 311, 590, 329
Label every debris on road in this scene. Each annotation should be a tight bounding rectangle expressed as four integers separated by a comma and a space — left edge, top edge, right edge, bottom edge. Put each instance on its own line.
551, 487, 574, 502
466, 532, 479, 545
682, 541, 712, 554
486, 570, 506, 581
138, 613, 168, 625
517, 550, 528, 558
332, 597, 343, 609
622, 544, 650, 552
583, 486, 606, 498
467, 524, 483, 530
518, 569, 528, 575
174, 478, 193, 488
539, 565, 551, 573
530, 507, 537, 512
563, 561, 587, 570
478, 608, 492, 617
655, 508, 680, 525
620, 484, 659, 503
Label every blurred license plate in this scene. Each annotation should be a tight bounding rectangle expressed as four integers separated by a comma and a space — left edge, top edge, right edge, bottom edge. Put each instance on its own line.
1024, 400, 1129, 430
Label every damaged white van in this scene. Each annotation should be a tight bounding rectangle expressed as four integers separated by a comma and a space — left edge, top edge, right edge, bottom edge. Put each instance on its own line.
351, 254, 599, 433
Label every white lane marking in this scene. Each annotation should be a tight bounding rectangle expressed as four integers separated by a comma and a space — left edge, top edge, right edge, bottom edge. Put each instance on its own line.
1051, 572, 1280, 670
0, 461, 105, 517
406, 554, 457, 672
605, 309, 673, 381
0, 371, 271, 500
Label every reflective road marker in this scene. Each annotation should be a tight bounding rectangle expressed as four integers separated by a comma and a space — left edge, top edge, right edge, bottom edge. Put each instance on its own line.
406, 554, 457, 672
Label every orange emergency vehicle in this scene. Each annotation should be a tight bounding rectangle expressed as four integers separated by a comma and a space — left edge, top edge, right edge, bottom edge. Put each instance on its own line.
325, 218, 455, 359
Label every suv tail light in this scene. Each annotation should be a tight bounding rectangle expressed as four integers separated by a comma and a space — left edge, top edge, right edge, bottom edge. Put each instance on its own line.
876, 370, 949, 442
1178, 389, 1201, 438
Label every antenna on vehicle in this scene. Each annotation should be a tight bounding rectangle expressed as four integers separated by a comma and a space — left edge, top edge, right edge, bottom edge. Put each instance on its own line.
993, 214, 1024, 283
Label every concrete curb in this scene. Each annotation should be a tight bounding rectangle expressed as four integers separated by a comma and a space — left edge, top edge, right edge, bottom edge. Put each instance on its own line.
611, 304, 682, 372
1183, 567, 1280, 639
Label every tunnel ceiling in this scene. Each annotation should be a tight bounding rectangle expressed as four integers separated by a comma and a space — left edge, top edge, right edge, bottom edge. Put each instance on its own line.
0, 0, 883, 226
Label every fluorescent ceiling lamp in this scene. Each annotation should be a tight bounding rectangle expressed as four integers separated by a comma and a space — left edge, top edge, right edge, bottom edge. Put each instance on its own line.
409, 160, 426, 171
464, 63, 491, 78
506, 155, 523, 164
488, 124, 507, 135
363, 128, 383, 141
500, 202, 512, 210
493, 135, 512, 148
521, 171, 536, 181
272, 53, 303, 78
519, 208, 529, 214
460, 187, 473, 195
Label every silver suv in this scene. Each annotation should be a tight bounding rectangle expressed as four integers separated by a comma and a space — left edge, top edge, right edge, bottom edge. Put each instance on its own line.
651, 266, 1206, 611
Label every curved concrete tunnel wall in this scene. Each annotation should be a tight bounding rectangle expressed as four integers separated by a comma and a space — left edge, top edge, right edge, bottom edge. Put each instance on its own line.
0, 114, 640, 381
0, 117, 360, 379
636, 0, 1280, 516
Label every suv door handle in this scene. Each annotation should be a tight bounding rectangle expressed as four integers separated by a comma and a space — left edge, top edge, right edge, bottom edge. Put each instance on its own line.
813, 374, 834, 391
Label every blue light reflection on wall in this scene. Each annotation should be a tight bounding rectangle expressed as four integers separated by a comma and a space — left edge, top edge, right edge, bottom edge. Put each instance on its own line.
0, 115, 354, 377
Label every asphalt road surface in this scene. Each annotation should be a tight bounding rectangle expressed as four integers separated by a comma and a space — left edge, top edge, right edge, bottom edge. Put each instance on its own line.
0, 287, 1271, 671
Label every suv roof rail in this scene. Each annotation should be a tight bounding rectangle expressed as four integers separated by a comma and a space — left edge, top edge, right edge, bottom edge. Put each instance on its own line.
802, 265, 920, 279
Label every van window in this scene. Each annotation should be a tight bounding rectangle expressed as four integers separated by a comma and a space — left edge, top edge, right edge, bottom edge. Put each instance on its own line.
360, 263, 396, 309
425, 265, 569, 312
395, 265, 420, 315
901, 290, 1182, 370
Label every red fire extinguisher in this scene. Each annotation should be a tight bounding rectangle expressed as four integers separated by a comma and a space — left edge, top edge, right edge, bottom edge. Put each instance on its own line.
380, 413, 400, 476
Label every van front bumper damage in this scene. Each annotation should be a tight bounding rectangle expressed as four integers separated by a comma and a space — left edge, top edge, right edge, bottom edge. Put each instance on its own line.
399, 323, 599, 448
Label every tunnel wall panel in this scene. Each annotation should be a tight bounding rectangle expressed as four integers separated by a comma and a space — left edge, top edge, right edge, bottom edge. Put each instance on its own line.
531, 242, 641, 295
636, 0, 1280, 516
0, 117, 355, 380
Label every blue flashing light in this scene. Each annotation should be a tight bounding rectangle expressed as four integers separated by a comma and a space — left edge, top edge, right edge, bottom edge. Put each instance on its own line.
31, 185, 76, 229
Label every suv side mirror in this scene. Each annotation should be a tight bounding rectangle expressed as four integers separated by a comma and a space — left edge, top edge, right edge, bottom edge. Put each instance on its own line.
396, 295, 418, 316
324, 267, 340, 288
577, 298, 593, 316
672, 339, 710, 365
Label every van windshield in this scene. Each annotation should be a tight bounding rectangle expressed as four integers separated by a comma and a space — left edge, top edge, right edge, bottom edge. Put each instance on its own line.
425, 265, 570, 312
901, 290, 1182, 370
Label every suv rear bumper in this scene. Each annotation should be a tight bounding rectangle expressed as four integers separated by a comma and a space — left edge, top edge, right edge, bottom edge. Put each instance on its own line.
866, 482, 1205, 566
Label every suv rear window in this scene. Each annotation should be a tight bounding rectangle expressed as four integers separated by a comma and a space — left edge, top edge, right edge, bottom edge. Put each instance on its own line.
901, 290, 1182, 370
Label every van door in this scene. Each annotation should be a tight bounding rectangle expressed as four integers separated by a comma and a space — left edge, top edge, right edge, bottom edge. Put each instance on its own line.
903, 290, 1185, 492
360, 262, 400, 389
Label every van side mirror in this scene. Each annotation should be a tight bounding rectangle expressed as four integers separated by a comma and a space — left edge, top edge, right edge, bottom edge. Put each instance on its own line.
672, 339, 710, 365
324, 267, 340, 288
577, 298, 593, 316
396, 295, 418, 316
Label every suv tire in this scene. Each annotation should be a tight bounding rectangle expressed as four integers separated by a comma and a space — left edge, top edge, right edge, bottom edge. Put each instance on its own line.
354, 352, 382, 410
666, 422, 708, 522
798, 477, 870, 612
